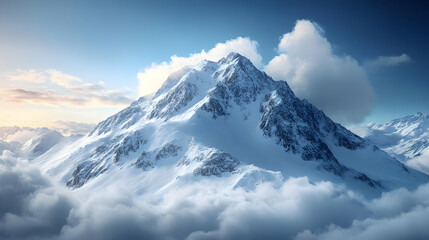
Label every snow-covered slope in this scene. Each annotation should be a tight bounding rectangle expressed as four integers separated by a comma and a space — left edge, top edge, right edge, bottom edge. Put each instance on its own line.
20, 128, 65, 158
0, 126, 70, 159
351, 113, 429, 175
33, 53, 428, 198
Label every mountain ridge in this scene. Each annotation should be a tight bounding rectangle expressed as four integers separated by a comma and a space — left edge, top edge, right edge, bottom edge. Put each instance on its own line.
33, 53, 428, 198
352, 112, 429, 175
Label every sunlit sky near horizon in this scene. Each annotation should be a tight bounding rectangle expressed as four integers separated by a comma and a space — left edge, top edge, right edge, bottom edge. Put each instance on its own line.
1, 0, 428, 131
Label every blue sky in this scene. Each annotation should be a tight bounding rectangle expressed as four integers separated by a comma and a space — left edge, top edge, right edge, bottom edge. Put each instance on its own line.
0, 0, 428, 129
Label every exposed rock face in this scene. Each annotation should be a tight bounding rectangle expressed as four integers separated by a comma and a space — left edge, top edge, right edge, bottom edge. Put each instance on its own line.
192, 151, 240, 177
149, 81, 198, 120
67, 130, 147, 188
52, 52, 426, 194
67, 161, 107, 188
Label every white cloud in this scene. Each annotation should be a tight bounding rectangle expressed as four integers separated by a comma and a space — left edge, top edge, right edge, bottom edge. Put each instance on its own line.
0, 151, 73, 239
1, 148, 429, 240
46, 69, 82, 87
264, 20, 375, 124
296, 184, 429, 240
366, 53, 411, 67
137, 37, 262, 96
3, 128, 36, 144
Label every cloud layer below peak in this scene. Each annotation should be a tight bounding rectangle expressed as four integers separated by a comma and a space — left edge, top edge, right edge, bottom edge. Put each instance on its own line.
1, 151, 429, 240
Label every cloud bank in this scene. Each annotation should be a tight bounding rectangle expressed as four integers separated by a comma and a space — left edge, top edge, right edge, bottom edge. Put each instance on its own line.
0, 151, 73, 240
1, 150, 429, 240
138, 37, 262, 96
264, 20, 375, 123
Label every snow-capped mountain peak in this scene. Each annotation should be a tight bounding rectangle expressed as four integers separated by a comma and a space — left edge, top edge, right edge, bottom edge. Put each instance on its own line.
34, 53, 428, 198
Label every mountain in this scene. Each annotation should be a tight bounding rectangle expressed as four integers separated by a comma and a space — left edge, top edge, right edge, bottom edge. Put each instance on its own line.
351, 112, 429, 175
33, 53, 428, 198
0, 127, 68, 158
20, 128, 65, 158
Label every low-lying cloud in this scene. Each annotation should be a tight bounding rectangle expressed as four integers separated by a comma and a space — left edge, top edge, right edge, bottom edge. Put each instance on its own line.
1, 151, 429, 240
0, 151, 73, 240
0, 126, 35, 144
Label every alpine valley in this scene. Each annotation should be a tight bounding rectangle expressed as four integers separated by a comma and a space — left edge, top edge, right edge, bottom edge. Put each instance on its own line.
26, 53, 428, 198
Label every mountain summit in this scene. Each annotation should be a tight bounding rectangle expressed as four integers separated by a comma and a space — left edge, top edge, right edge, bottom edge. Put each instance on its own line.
34, 53, 428, 197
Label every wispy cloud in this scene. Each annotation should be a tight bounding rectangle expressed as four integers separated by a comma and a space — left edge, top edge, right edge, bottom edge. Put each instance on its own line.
53, 120, 96, 135
3, 88, 87, 106
46, 69, 82, 86
366, 53, 411, 67
2, 69, 133, 108
9, 69, 47, 83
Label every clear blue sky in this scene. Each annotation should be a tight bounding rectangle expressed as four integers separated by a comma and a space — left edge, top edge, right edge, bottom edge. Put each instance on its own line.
0, 0, 428, 126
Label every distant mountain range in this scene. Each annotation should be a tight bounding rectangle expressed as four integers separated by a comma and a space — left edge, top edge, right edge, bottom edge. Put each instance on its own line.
350, 112, 429, 175
0, 126, 68, 158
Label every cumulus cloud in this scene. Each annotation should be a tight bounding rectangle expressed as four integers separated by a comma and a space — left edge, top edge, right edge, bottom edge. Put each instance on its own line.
138, 21, 376, 123
1, 128, 36, 144
62, 180, 429, 240
1, 70, 133, 108
366, 53, 411, 67
1, 147, 429, 240
138, 37, 262, 96
264, 20, 375, 123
